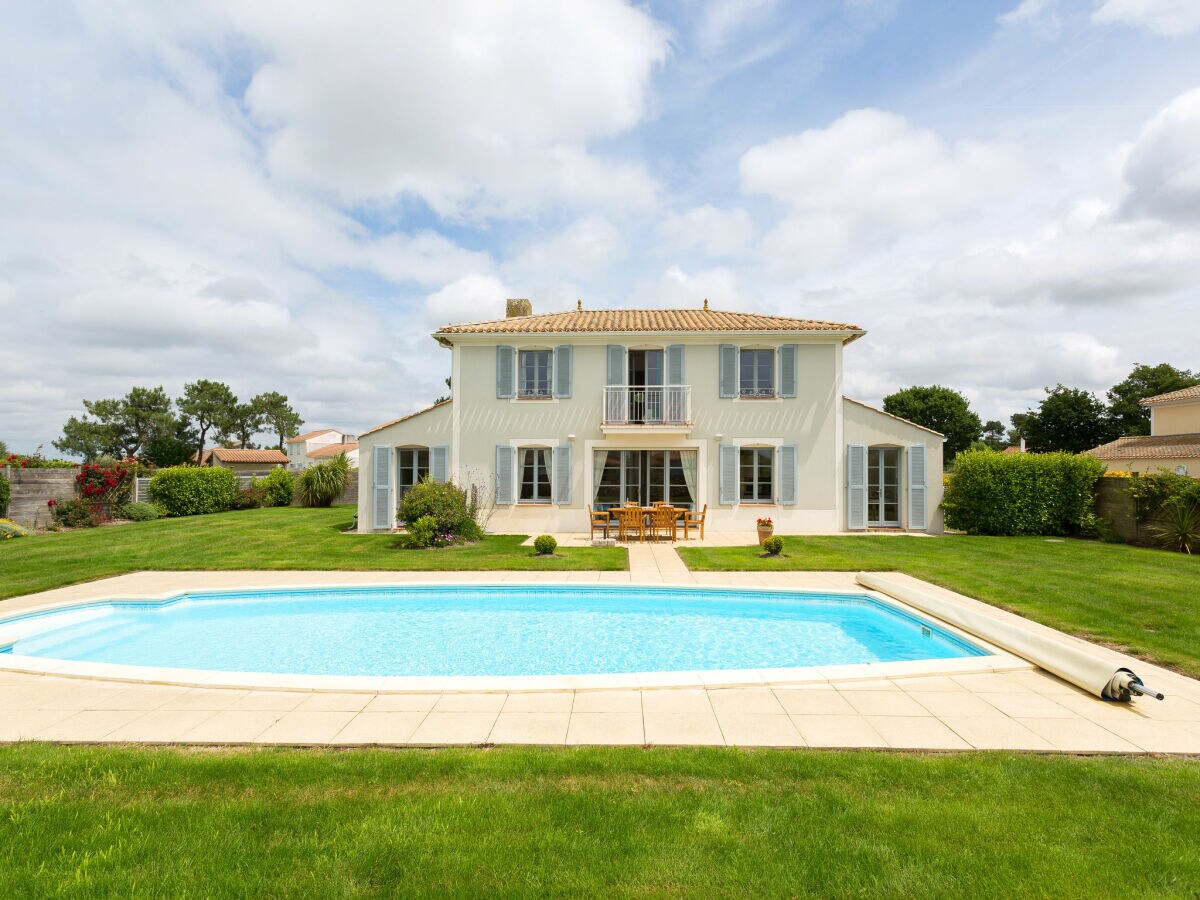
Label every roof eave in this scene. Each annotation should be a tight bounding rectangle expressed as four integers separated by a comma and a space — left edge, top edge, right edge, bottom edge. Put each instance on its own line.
432, 328, 867, 345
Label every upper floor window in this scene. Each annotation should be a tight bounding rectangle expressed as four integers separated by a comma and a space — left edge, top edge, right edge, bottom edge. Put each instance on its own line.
519, 349, 553, 398
739, 348, 775, 398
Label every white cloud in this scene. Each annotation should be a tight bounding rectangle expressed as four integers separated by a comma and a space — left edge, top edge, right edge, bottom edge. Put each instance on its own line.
1093, 0, 1200, 35
659, 205, 755, 257
1120, 85, 1200, 223
629, 265, 750, 309
740, 109, 1032, 270
423, 274, 514, 326
510, 217, 627, 278
233, 0, 669, 218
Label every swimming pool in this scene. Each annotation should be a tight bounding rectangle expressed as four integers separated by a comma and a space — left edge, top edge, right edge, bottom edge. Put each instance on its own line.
0, 585, 985, 678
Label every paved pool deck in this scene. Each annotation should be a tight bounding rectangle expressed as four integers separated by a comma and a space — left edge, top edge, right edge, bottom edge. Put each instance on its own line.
2, 554, 1199, 753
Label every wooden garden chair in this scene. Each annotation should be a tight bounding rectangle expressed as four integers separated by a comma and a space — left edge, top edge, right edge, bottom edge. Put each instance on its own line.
615, 506, 645, 543
650, 505, 679, 542
588, 506, 611, 540
682, 504, 707, 540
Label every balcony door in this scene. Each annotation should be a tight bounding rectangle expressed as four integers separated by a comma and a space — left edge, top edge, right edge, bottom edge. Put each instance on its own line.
627, 350, 663, 423
867, 447, 900, 527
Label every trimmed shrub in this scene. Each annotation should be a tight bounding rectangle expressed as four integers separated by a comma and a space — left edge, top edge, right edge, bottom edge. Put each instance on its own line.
0, 471, 9, 516
942, 450, 1105, 536
398, 477, 483, 541
533, 534, 557, 556
149, 466, 238, 517
260, 466, 295, 507
4, 453, 75, 469
229, 486, 265, 511
119, 502, 159, 522
0, 518, 27, 539
298, 453, 350, 508
762, 535, 784, 556
406, 515, 440, 549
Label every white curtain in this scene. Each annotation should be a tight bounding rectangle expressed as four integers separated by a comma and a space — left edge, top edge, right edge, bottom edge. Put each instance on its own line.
679, 450, 698, 507
593, 450, 608, 506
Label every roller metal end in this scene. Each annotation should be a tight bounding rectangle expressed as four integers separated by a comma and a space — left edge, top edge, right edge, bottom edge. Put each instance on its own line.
1128, 681, 1165, 701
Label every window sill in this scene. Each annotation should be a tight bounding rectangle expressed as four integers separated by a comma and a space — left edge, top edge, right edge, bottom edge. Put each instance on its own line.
511, 396, 559, 404
515, 501, 553, 506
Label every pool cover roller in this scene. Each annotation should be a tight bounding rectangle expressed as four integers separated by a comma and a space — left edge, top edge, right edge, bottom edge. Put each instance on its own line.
856, 573, 1164, 702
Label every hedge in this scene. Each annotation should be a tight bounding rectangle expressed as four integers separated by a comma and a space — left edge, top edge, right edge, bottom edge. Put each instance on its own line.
148, 466, 238, 517
942, 450, 1104, 536
0, 471, 9, 516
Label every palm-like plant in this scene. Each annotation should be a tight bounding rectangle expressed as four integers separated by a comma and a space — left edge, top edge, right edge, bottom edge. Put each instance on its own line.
298, 453, 351, 508
1148, 498, 1200, 554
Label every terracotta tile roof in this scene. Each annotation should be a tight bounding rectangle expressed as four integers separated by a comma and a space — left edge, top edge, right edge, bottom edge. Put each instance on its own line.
360, 399, 452, 439
435, 307, 864, 341
1087, 433, 1200, 460
287, 429, 337, 443
209, 447, 289, 464
1141, 384, 1200, 406
307, 442, 358, 459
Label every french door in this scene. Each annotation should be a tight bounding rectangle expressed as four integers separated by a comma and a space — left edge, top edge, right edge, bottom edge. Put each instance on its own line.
867, 447, 900, 527
593, 449, 695, 510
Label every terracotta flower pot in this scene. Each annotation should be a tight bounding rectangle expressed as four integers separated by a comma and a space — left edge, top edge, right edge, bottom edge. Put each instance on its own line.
756, 524, 774, 545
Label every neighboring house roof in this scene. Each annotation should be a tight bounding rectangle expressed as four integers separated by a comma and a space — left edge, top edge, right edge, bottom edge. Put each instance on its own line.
287, 429, 338, 444
1087, 433, 1200, 460
360, 399, 452, 439
307, 442, 358, 459
208, 447, 289, 464
1002, 445, 1022, 455
844, 397, 946, 437
434, 307, 865, 343
1140, 385, 1200, 406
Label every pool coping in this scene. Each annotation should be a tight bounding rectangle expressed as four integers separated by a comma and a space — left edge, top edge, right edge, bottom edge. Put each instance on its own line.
0, 574, 1027, 693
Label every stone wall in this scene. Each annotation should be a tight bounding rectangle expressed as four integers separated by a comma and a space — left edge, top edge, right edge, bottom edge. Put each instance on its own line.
1094, 477, 1140, 543
2, 466, 79, 528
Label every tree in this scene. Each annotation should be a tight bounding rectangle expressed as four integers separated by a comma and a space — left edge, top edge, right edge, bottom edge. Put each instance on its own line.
178, 380, 237, 465
1106, 363, 1200, 436
53, 386, 175, 460
1020, 385, 1115, 454
882, 385, 982, 461
219, 401, 265, 449
434, 377, 451, 405
253, 392, 303, 450
981, 420, 1007, 450
0, 439, 7, 458
1006, 412, 1033, 447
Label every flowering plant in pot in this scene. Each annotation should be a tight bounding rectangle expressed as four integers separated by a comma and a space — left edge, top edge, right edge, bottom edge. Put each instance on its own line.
756, 516, 774, 545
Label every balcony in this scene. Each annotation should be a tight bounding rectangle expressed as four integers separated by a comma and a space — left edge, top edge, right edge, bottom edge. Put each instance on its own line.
602, 385, 692, 433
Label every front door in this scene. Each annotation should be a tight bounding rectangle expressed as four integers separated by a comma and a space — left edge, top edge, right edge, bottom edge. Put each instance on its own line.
867, 447, 900, 527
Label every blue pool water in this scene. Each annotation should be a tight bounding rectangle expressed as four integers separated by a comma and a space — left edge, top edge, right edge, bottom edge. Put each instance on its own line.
0, 586, 985, 677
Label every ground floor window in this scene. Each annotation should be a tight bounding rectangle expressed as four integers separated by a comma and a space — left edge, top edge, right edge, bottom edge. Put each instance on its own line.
519, 447, 552, 502
397, 447, 429, 499
593, 449, 696, 509
739, 446, 773, 502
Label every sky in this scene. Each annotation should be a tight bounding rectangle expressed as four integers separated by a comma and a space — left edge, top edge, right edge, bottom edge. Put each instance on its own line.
2, 0, 1199, 453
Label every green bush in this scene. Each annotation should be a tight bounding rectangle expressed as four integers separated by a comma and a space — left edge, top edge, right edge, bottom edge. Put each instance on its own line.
260, 467, 295, 507
533, 534, 557, 556
0, 471, 9, 515
1124, 470, 1200, 522
1147, 497, 1200, 554
406, 515, 440, 549
119, 502, 159, 522
398, 477, 482, 540
50, 498, 102, 528
762, 535, 784, 555
229, 486, 265, 511
298, 454, 350, 508
0, 517, 27, 540
942, 450, 1105, 536
148, 466, 238, 517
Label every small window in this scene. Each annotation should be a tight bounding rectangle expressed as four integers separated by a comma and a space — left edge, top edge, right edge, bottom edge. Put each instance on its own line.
519, 447, 553, 502
518, 349, 553, 398
397, 448, 429, 499
739, 349, 775, 397
739, 447, 773, 502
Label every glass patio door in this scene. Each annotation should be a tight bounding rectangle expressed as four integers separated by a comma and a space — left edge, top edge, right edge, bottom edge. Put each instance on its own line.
627, 350, 664, 423
867, 447, 900, 527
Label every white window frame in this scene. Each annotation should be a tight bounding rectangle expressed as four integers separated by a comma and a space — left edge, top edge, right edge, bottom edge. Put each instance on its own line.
738, 445, 775, 503
517, 445, 554, 504
517, 348, 554, 400
738, 347, 777, 399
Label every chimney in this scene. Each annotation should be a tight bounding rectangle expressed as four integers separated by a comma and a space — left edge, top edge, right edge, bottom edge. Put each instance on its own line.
1019, 438, 1026, 453
506, 298, 532, 318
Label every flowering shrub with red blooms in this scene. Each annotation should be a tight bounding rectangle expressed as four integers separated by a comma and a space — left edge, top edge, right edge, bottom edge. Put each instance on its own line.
3, 452, 75, 469
75, 460, 135, 505
756, 517, 773, 526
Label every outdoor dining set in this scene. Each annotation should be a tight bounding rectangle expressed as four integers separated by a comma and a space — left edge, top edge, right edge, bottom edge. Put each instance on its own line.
589, 502, 707, 543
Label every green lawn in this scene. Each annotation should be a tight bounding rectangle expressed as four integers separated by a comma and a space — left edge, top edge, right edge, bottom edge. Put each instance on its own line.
0, 507, 625, 601
679, 536, 1200, 677
1, 745, 1197, 897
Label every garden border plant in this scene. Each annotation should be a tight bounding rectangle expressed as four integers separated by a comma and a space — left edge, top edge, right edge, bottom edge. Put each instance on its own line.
397, 476, 486, 549
148, 466, 238, 517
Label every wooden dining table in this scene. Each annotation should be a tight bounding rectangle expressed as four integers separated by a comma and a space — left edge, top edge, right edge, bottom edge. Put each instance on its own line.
607, 506, 687, 542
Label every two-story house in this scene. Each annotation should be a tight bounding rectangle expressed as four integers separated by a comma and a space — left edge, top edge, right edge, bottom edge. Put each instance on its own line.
356, 300, 945, 535
1088, 385, 1200, 475
286, 429, 360, 470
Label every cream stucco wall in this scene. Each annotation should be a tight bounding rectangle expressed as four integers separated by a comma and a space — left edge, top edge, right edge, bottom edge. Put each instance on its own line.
1100, 458, 1200, 477
357, 402, 453, 531
842, 398, 946, 533
1151, 400, 1200, 436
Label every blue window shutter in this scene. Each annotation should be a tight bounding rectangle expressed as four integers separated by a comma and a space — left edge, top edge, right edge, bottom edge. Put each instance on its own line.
372, 445, 392, 529
719, 443, 737, 505
908, 444, 928, 531
606, 345, 626, 385
496, 346, 515, 399
780, 344, 798, 398
846, 444, 867, 530
554, 345, 572, 398
780, 443, 797, 505
495, 445, 514, 505
666, 344, 685, 384
554, 444, 572, 505
431, 445, 449, 483
719, 344, 737, 398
